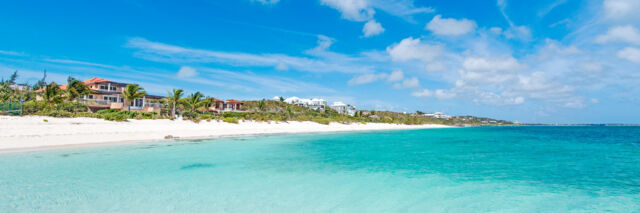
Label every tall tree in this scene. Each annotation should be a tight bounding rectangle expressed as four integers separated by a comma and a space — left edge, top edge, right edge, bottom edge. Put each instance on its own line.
43, 82, 63, 106
8, 70, 18, 84
121, 84, 146, 111
183, 92, 206, 114
33, 70, 47, 90
65, 77, 91, 101
166, 88, 184, 118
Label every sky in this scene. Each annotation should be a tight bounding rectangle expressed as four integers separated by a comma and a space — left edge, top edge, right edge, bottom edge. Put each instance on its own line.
1, 0, 639, 124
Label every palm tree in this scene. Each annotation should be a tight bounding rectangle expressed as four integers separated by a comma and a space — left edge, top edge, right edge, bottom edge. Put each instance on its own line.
65, 77, 92, 102
43, 82, 63, 107
166, 88, 184, 118
183, 92, 206, 114
258, 99, 266, 111
121, 84, 146, 111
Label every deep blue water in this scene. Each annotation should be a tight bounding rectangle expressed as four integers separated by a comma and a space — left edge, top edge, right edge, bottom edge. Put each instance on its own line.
1, 127, 639, 212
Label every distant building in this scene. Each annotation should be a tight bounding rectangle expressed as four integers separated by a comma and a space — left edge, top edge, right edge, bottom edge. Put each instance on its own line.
422, 112, 451, 119
284, 97, 327, 110
330, 102, 356, 116
9, 83, 31, 91
208, 98, 246, 113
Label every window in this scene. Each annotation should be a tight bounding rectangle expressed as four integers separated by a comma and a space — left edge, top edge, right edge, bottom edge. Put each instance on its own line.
103, 96, 118, 102
109, 86, 117, 91
87, 95, 94, 99
99, 85, 108, 90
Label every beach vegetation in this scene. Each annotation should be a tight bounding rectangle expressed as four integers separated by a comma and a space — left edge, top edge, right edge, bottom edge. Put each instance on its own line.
121, 84, 146, 112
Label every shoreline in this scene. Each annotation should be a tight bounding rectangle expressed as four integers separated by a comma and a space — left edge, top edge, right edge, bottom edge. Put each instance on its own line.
0, 116, 452, 154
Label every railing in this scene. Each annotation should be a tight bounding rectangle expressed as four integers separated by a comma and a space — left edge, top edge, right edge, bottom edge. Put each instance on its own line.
79, 99, 113, 106
0, 102, 22, 115
145, 103, 165, 108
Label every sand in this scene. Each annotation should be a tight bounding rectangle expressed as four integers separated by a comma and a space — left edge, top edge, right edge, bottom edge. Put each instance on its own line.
0, 116, 451, 153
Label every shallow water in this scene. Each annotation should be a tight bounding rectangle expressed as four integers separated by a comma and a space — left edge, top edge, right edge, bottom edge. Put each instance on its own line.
1, 127, 639, 212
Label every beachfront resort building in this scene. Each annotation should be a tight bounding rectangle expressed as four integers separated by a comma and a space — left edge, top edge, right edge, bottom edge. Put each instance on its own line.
330, 102, 357, 116
36, 77, 165, 113
284, 97, 327, 110
421, 112, 451, 119
208, 98, 246, 113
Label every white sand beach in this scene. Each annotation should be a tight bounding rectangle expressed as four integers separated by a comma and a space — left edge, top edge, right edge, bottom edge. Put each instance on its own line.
0, 116, 451, 152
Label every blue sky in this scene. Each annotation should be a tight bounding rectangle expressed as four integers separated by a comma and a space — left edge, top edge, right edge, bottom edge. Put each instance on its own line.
1, 0, 640, 124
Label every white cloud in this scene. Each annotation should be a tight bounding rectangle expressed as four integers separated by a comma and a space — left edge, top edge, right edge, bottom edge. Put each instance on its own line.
177, 66, 198, 78
126, 37, 373, 74
595, 25, 640, 45
320, 0, 374, 21
251, 0, 280, 5
425, 15, 477, 36
387, 37, 443, 62
362, 20, 385, 37
386, 70, 404, 82
411, 89, 455, 99
603, 0, 640, 20
617, 47, 640, 63
462, 57, 525, 72
348, 73, 388, 85
320, 0, 433, 21
393, 77, 420, 89
0, 50, 26, 56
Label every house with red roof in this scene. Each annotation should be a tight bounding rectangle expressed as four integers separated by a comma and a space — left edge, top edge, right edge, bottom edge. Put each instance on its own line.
208, 98, 245, 113
37, 77, 165, 113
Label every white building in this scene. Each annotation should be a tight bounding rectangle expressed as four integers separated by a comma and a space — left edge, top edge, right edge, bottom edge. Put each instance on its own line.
284, 97, 327, 110
330, 102, 356, 116
423, 112, 451, 119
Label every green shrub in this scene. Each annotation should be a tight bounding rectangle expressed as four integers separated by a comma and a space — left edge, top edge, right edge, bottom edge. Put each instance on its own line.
312, 118, 331, 125
35, 110, 74, 118
101, 113, 128, 121
22, 100, 48, 114
75, 112, 103, 118
224, 117, 239, 124
56, 101, 89, 113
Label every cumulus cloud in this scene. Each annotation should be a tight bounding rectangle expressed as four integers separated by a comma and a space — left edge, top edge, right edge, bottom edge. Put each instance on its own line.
603, 0, 640, 20
320, 0, 374, 21
393, 77, 420, 89
386, 70, 404, 82
425, 15, 477, 36
595, 25, 640, 45
387, 37, 443, 62
177, 66, 198, 78
617, 47, 640, 63
362, 20, 385, 37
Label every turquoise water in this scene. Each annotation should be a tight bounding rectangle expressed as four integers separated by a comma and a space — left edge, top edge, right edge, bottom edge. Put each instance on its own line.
1, 127, 639, 212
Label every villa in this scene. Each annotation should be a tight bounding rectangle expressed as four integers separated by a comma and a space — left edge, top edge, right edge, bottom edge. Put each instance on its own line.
208, 98, 246, 113
36, 77, 165, 113
330, 102, 357, 116
284, 97, 327, 110
421, 112, 451, 119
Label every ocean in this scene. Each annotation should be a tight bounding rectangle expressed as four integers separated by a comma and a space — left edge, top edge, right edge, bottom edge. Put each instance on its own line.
1, 126, 639, 212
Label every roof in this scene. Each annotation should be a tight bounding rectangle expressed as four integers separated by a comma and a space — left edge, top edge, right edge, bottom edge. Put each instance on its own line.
226, 99, 243, 104
210, 97, 224, 102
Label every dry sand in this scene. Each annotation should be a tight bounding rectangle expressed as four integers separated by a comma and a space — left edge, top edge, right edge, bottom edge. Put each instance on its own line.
0, 116, 451, 153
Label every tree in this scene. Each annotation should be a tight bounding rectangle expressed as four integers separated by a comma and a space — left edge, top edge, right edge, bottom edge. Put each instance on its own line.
8, 70, 18, 84
65, 77, 91, 102
166, 88, 184, 118
258, 99, 265, 111
43, 82, 63, 106
33, 70, 47, 90
121, 84, 146, 112
279, 96, 284, 102
182, 92, 206, 114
